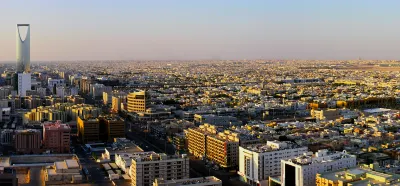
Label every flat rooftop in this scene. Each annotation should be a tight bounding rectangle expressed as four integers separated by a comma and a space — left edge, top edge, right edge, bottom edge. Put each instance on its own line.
243, 141, 305, 153
155, 176, 222, 185
363, 108, 391, 113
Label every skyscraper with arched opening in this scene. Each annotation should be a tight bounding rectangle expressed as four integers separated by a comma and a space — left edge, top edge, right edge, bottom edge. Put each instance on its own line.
16, 24, 30, 73
16, 24, 31, 97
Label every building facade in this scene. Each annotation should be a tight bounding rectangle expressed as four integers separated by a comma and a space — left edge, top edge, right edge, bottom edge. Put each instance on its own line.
127, 91, 150, 113
280, 150, 357, 186
15, 129, 41, 154
129, 152, 189, 186
43, 121, 71, 153
77, 116, 100, 143
238, 141, 308, 186
17, 73, 31, 97
99, 115, 125, 142
187, 124, 239, 168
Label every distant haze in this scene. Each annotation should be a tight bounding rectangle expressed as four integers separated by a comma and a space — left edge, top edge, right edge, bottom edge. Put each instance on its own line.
1, 0, 400, 61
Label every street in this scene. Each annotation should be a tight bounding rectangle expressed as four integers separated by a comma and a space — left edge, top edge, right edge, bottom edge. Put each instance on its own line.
73, 143, 113, 186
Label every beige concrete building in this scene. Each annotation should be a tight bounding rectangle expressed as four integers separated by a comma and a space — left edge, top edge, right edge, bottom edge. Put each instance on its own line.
153, 176, 222, 186
44, 159, 83, 184
187, 124, 239, 168
129, 152, 189, 186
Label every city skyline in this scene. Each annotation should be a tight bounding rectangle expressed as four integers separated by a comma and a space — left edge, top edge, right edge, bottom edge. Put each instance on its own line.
1, 0, 400, 61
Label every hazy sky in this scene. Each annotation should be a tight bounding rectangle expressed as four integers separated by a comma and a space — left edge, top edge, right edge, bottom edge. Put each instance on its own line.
1, 0, 400, 61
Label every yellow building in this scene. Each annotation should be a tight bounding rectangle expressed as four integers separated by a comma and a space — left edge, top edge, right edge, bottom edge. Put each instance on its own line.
127, 91, 150, 113
111, 95, 127, 113
206, 130, 239, 168
77, 116, 100, 143
187, 124, 239, 168
23, 106, 67, 124
187, 126, 211, 158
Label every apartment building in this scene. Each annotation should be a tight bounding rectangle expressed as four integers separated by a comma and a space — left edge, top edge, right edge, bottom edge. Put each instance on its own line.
206, 130, 239, 168
77, 116, 100, 143
71, 104, 101, 121
129, 152, 189, 186
24, 106, 68, 124
187, 124, 239, 168
15, 129, 42, 154
238, 141, 308, 186
311, 109, 341, 121
279, 149, 356, 186
187, 124, 217, 159
153, 176, 222, 186
112, 95, 127, 112
43, 121, 71, 153
127, 91, 150, 113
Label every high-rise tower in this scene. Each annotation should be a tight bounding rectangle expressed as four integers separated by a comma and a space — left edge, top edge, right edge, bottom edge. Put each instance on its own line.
16, 24, 30, 73
15, 24, 31, 96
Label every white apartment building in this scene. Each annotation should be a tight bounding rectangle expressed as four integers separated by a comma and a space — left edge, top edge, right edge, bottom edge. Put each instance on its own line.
280, 149, 356, 186
129, 152, 189, 186
18, 73, 31, 97
153, 176, 222, 186
48, 78, 65, 89
238, 141, 308, 186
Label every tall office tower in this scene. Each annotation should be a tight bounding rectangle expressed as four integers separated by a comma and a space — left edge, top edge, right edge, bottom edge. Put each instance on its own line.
16, 24, 30, 73
16, 24, 31, 96
42, 121, 71, 153
127, 90, 150, 113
